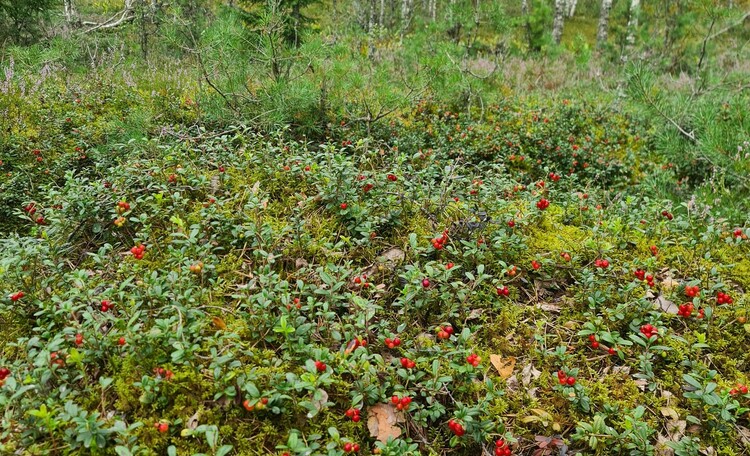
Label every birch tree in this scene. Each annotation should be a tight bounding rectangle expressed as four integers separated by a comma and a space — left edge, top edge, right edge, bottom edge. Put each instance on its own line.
552, 0, 565, 44
626, 0, 640, 48
596, 0, 613, 47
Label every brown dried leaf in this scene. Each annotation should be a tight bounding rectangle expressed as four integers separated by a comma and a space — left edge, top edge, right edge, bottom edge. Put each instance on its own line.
212, 316, 227, 330
490, 355, 516, 379
379, 248, 405, 263
367, 403, 404, 443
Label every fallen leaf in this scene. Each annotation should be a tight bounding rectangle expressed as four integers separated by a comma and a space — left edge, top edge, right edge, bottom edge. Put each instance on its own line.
521, 363, 542, 386
633, 379, 648, 391
367, 403, 404, 442
659, 407, 679, 420
737, 426, 750, 447
656, 295, 678, 314
308, 389, 329, 418
212, 316, 227, 330
490, 355, 516, 379
467, 308, 483, 320
379, 247, 405, 263
295, 258, 308, 269
187, 411, 200, 430
662, 276, 678, 289
505, 374, 519, 394
537, 303, 561, 312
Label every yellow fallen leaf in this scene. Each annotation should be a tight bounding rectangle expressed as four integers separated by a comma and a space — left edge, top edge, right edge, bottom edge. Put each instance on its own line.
490, 355, 516, 379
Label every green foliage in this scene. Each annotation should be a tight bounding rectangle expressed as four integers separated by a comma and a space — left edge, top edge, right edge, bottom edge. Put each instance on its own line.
0, 0, 56, 44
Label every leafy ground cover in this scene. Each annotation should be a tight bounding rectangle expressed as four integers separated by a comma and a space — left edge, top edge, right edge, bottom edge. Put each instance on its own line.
1, 87, 750, 455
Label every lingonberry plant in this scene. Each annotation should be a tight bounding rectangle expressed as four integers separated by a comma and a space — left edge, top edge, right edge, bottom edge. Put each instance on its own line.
1, 100, 749, 456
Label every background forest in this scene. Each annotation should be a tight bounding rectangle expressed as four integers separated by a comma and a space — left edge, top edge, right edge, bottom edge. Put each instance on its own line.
1, 1, 750, 455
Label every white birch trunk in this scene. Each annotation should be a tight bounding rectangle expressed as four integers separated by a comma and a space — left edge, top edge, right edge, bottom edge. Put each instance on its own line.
626, 0, 641, 47
596, 0, 613, 47
552, 0, 565, 44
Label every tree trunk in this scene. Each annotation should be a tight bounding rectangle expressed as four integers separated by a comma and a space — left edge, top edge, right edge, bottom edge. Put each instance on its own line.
596, 0, 613, 47
565, 0, 578, 18
379, 0, 385, 27
401, 0, 413, 32
552, 0, 565, 44
626, 0, 640, 48
64, 0, 80, 26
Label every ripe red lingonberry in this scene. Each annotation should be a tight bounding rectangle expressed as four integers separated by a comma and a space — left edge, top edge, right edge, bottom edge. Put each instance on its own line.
507, 219, 515, 228
422, 278, 431, 288
9, 291, 25, 302
446, 262, 454, 269
118, 337, 126, 346
536, 198, 550, 210
340, 203, 348, 210
314, 360, 327, 372
531, 260, 541, 270
496, 286, 510, 297
466, 353, 481, 367
685, 285, 700, 298
387, 173, 397, 181
400, 357, 416, 369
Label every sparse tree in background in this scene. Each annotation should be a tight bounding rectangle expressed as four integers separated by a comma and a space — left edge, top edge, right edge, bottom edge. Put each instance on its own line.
625, 0, 640, 49
596, 0, 612, 48
0, 0, 57, 43
552, 0, 565, 44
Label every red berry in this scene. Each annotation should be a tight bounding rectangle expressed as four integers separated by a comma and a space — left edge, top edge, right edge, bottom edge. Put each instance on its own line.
118, 337, 126, 346
340, 203, 348, 210
422, 278, 431, 288
343, 443, 352, 452
566, 377, 576, 386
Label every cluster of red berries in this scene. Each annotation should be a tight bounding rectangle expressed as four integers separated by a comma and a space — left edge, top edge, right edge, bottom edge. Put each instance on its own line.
496, 286, 509, 296
536, 198, 550, 210
314, 360, 327, 372
432, 230, 449, 250
650, 245, 658, 256
729, 384, 749, 396
594, 258, 610, 269
9, 291, 25, 302
531, 260, 541, 270
154, 367, 174, 380
716, 292, 733, 305
466, 353, 481, 367
352, 275, 371, 288
363, 183, 374, 193
384, 337, 401, 349
345, 408, 361, 422
243, 397, 268, 411
661, 210, 674, 220
560, 251, 571, 262
342, 442, 360, 453
447, 419, 465, 436
189, 261, 204, 274
557, 370, 576, 386
74, 333, 84, 346
50, 352, 65, 367
130, 244, 146, 260
587, 334, 600, 349
640, 324, 658, 339
437, 325, 453, 340
445, 262, 454, 269
400, 357, 416, 369
548, 172, 561, 182
734, 228, 746, 239
24, 203, 37, 216
154, 422, 169, 433
633, 269, 654, 287
685, 286, 700, 298
677, 303, 704, 319
100, 300, 113, 312
391, 395, 412, 411
116, 201, 130, 214
494, 439, 512, 456
387, 173, 397, 181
